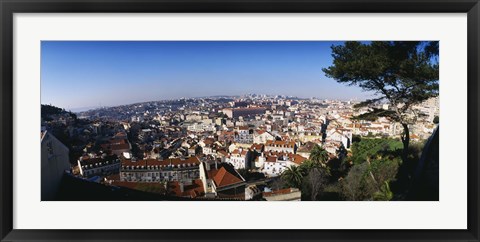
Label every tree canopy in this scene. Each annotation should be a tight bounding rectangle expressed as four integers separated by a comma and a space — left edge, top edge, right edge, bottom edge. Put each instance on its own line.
323, 41, 439, 161
323, 41, 438, 124
309, 145, 329, 166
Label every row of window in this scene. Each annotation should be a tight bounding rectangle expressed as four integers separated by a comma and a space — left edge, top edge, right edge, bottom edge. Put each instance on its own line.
83, 167, 118, 176
121, 171, 199, 178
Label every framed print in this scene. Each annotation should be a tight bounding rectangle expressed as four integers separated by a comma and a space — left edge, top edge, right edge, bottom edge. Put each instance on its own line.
1, 0, 479, 241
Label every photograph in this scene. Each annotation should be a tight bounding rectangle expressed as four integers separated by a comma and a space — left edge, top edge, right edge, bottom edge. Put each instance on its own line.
40, 40, 439, 201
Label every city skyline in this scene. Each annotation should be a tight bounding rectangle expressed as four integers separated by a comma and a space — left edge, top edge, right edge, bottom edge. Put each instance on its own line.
41, 41, 439, 202
41, 41, 376, 111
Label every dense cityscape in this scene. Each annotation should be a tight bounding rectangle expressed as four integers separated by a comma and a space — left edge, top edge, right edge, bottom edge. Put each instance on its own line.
41, 94, 438, 201
41, 41, 439, 201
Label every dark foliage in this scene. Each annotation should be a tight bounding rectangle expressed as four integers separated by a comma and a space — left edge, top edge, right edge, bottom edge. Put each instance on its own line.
41, 104, 78, 121
323, 41, 439, 164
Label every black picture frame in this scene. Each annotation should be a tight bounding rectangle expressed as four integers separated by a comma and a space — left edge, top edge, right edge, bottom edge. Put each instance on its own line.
1, 0, 479, 241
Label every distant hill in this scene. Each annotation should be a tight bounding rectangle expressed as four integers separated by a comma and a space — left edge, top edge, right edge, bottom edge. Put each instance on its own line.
41, 104, 77, 120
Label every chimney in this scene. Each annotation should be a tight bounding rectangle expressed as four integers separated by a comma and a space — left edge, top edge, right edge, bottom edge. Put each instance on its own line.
215, 159, 218, 170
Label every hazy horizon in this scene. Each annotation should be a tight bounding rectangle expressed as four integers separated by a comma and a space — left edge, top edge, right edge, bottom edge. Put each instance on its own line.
41, 41, 376, 110
45, 93, 366, 113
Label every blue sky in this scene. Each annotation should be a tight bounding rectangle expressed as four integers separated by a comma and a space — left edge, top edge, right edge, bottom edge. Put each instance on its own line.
41, 41, 375, 111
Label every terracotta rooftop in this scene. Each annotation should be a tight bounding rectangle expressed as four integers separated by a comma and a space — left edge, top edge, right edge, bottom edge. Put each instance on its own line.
203, 138, 215, 145
101, 139, 130, 151
207, 166, 244, 188
261, 151, 306, 165
167, 179, 205, 198
297, 142, 318, 153
250, 143, 264, 151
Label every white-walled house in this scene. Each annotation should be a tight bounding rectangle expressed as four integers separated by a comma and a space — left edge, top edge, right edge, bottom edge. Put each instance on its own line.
187, 122, 216, 132
225, 148, 251, 170
253, 130, 275, 144
257, 152, 306, 177
234, 127, 253, 144
326, 129, 352, 149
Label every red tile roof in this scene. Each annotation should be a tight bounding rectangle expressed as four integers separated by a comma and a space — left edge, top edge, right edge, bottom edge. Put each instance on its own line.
290, 154, 307, 165
209, 167, 243, 188
101, 138, 130, 151
203, 138, 215, 145
167, 179, 205, 198
297, 142, 317, 152
266, 156, 278, 162
261, 151, 306, 165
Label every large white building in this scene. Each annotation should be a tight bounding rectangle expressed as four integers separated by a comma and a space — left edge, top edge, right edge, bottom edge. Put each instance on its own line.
187, 122, 216, 132
77, 155, 121, 178
264, 140, 297, 154
120, 156, 201, 183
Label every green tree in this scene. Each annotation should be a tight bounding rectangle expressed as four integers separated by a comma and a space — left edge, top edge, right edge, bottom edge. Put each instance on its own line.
281, 165, 304, 188
341, 162, 372, 200
299, 159, 321, 175
323, 41, 439, 163
309, 145, 329, 167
